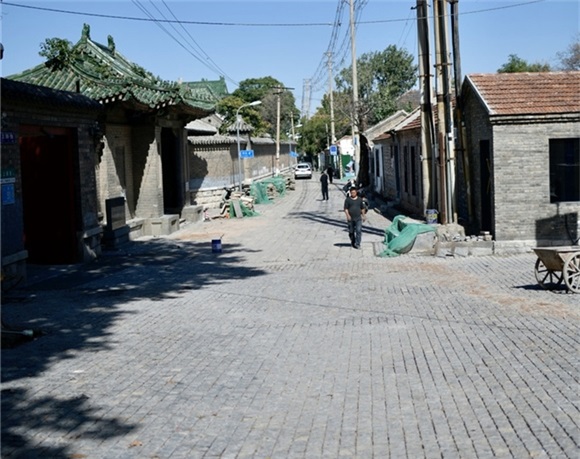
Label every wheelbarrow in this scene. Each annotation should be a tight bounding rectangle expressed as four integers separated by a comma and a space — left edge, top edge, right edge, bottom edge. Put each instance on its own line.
533, 246, 580, 293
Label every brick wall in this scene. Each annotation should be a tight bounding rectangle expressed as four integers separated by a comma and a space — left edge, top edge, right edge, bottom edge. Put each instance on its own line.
1, 98, 102, 274
463, 90, 580, 249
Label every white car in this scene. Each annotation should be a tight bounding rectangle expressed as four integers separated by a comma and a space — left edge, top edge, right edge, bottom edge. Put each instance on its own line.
294, 163, 312, 179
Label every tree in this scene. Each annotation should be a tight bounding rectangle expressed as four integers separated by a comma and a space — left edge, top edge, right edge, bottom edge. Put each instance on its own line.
39, 38, 75, 70
335, 45, 417, 130
215, 95, 266, 135
231, 77, 299, 138
557, 35, 580, 70
497, 54, 551, 73
298, 113, 331, 157
298, 92, 352, 157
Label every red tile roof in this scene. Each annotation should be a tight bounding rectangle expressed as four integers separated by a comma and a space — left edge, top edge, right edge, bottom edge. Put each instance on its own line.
465, 72, 580, 116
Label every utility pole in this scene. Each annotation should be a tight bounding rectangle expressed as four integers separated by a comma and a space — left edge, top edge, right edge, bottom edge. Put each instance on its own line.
349, 0, 360, 177
275, 88, 281, 176
326, 52, 337, 146
433, 0, 455, 224
449, 0, 471, 221
326, 51, 338, 177
274, 86, 294, 176
416, 0, 437, 214
301, 79, 311, 120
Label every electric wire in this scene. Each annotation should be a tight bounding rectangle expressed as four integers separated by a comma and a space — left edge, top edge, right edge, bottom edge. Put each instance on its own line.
130, 0, 238, 87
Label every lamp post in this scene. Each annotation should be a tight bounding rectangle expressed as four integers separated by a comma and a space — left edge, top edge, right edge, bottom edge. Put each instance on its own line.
236, 100, 262, 190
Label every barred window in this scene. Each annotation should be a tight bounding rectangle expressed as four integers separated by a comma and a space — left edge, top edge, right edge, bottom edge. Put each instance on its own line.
550, 138, 579, 203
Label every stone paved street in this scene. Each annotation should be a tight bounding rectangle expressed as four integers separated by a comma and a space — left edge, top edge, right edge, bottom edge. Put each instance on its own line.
2, 174, 579, 459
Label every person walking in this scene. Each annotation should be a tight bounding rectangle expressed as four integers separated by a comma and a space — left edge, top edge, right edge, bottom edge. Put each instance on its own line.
344, 185, 367, 249
320, 170, 329, 201
327, 166, 334, 184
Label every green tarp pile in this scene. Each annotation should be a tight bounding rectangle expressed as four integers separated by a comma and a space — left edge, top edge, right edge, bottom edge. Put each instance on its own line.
378, 215, 436, 257
250, 182, 272, 205
250, 177, 287, 204
261, 177, 287, 197
228, 201, 259, 218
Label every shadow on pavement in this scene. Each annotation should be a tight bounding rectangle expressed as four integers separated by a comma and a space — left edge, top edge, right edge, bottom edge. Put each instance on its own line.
1, 237, 269, 458
286, 210, 388, 238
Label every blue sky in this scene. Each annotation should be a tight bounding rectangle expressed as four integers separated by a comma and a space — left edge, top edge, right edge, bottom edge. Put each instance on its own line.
1, 0, 578, 116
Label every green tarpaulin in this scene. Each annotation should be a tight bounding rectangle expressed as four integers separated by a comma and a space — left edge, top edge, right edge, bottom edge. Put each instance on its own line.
379, 215, 436, 257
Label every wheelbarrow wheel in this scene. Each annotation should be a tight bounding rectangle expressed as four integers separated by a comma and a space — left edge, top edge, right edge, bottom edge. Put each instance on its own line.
534, 257, 563, 290
563, 253, 580, 293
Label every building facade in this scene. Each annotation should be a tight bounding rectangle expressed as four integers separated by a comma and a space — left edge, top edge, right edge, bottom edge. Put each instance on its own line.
1, 78, 102, 283
461, 72, 580, 251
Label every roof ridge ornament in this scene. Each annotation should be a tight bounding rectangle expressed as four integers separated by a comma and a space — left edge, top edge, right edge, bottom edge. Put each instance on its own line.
82, 24, 91, 41
107, 35, 116, 55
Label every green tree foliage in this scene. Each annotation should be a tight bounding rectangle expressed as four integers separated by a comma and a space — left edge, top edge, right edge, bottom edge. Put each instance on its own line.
224, 76, 299, 138
335, 45, 417, 130
557, 35, 580, 70
39, 38, 75, 70
216, 95, 266, 135
497, 54, 551, 73
299, 113, 332, 157
298, 92, 352, 156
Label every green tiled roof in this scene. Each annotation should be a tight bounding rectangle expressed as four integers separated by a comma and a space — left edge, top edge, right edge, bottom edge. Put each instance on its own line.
7, 24, 225, 116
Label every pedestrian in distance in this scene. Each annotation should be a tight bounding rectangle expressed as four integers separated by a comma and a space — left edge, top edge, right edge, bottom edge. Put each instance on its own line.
327, 166, 334, 184
344, 185, 367, 249
320, 170, 329, 201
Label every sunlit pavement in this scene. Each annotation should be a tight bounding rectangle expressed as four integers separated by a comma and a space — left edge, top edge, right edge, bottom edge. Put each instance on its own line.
2, 174, 578, 458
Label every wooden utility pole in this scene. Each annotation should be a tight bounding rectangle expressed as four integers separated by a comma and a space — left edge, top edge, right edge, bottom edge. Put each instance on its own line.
275, 88, 281, 175
416, 0, 437, 213
349, 0, 360, 176
433, 0, 455, 224
274, 86, 294, 176
326, 51, 338, 177
326, 52, 336, 146
449, 0, 471, 220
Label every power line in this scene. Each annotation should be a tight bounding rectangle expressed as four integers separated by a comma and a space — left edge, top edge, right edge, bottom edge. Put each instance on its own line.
130, 0, 238, 86
2, 0, 547, 26
1, 2, 334, 26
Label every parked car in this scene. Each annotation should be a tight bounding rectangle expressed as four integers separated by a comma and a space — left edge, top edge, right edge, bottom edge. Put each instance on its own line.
294, 163, 312, 179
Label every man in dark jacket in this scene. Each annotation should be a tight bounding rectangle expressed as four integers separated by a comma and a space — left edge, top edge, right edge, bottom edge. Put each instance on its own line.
320, 170, 329, 201
343, 186, 367, 249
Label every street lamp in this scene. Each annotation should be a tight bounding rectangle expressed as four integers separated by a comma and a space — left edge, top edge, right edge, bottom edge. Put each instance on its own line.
236, 100, 262, 190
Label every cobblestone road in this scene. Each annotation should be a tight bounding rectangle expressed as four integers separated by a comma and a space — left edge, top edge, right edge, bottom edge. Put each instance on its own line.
2, 174, 578, 458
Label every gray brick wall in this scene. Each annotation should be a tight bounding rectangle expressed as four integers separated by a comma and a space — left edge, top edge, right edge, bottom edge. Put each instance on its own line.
463, 89, 580, 248
1, 100, 101, 270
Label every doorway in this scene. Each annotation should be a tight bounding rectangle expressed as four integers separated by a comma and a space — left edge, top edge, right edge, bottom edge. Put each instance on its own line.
479, 140, 492, 233
20, 126, 79, 264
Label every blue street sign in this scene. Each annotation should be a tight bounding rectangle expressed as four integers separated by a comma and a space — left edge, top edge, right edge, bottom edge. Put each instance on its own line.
329, 145, 338, 155
290, 151, 298, 157
240, 150, 254, 158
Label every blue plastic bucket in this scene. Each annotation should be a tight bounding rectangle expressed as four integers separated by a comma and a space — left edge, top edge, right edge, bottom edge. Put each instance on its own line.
211, 239, 222, 253
426, 209, 438, 224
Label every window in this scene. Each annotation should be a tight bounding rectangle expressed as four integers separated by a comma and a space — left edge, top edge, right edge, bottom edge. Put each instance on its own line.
550, 138, 579, 203
410, 145, 417, 196
403, 145, 409, 193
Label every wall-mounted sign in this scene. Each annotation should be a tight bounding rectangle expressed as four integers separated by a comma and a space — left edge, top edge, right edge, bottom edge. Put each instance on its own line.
240, 150, 254, 158
1, 131, 17, 144
2, 183, 15, 205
